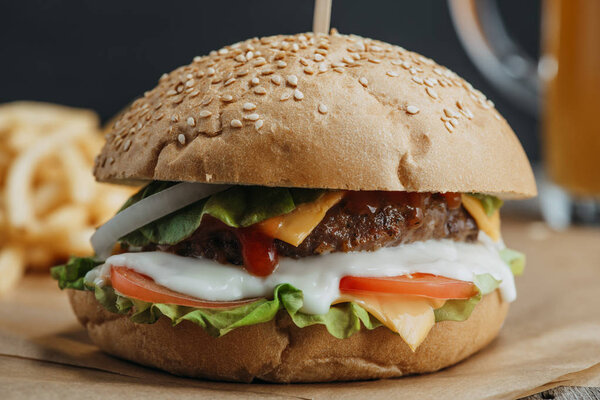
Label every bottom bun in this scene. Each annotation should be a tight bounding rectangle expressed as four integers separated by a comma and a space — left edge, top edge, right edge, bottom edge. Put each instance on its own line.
68, 289, 508, 383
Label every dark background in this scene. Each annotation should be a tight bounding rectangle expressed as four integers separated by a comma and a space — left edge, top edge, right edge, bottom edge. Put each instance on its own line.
0, 0, 541, 160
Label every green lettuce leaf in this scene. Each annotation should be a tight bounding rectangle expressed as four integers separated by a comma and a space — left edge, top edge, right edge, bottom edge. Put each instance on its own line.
52, 257, 497, 336
118, 183, 324, 247
91, 283, 380, 339
500, 248, 526, 276
434, 273, 500, 322
50, 257, 101, 290
468, 193, 504, 216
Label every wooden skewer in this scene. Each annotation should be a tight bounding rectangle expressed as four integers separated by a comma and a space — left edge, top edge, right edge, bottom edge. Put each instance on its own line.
313, 0, 332, 34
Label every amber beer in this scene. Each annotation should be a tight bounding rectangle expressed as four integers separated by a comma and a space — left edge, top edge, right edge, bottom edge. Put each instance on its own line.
542, 0, 600, 197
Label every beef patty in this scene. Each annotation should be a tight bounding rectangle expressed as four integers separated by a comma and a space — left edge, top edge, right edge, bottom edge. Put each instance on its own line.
149, 192, 478, 266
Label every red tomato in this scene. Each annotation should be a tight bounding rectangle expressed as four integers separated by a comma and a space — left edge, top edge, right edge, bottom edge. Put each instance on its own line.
110, 266, 260, 308
339, 273, 477, 299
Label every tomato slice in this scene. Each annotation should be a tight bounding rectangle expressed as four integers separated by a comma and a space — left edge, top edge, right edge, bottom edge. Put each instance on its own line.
110, 266, 260, 308
339, 273, 477, 299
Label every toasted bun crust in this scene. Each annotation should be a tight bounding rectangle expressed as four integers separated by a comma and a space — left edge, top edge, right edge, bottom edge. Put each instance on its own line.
68, 289, 508, 383
94, 32, 535, 197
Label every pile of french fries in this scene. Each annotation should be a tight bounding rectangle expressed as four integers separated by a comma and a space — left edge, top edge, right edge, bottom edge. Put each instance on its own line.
0, 102, 134, 294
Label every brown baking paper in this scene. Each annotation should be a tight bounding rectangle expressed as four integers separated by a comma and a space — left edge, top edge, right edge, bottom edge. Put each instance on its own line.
1, 220, 599, 399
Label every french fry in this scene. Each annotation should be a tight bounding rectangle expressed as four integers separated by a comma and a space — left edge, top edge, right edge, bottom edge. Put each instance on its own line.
0, 102, 136, 294
0, 245, 24, 295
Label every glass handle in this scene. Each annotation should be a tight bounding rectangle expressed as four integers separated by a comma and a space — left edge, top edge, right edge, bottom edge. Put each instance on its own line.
448, 0, 540, 116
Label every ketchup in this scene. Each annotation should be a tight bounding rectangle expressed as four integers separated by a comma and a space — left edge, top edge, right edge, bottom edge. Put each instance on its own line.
237, 226, 278, 277
441, 192, 462, 209
194, 216, 278, 277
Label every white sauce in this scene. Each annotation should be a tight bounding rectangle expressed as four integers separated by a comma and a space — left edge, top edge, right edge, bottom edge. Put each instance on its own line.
86, 233, 516, 315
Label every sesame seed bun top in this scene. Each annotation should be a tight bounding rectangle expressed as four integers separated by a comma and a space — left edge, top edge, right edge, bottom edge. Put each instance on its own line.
94, 31, 536, 198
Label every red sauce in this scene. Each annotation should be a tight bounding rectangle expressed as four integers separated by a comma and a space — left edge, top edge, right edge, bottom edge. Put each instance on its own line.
441, 192, 462, 209
237, 226, 278, 277
195, 216, 278, 277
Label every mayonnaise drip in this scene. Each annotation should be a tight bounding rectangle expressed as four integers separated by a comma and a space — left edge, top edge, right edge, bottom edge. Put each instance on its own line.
86, 233, 515, 315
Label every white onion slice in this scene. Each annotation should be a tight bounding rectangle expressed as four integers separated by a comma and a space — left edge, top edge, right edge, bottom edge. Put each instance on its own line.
91, 182, 231, 260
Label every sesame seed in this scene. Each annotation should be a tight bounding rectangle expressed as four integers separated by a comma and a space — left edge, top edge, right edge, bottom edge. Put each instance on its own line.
166, 89, 177, 96
246, 51, 254, 60
409, 67, 418, 75
207, 67, 216, 76
444, 108, 459, 118
494, 113, 501, 120
401, 61, 411, 69
224, 78, 236, 86
196, 70, 205, 78
368, 58, 382, 64
230, 119, 243, 128
251, 77, 260, 86
276, 60, 287, 68
456, 100, 465, 110
426, 87, 439, 99
243, 102, 256, 111
318, 63, 328, 73
332, 61, 345, 68
280, 91, 292, 101
304, 67, 315, 75
444, 121, 454, 132
448, 118, 458, 128
193, 56, 202, 62
390, 60, 403, 66
171, 115, 179, 122
236, 69, 249, 77
342, 56, 354, 65
371, 45, 383, 52
318, 103, 328, 114
314, 54, 324, 62
221, 94, 234, 102
460, 108, 474, 119
333, 67, 344, 73
406, 105, 420, 114
187, 117, 196, 127
287, 75, 298, 87
359, 77, 368, 87
199, 110, 212, 118
271, 75, 282, 85
253, 57, 267, 67
200, 96, 213, 106
160, 73, 169, 81
299, 58, 309, 66
254, 86, 267, 95
261, 68, 274, 76
178, 134, 186, 144
412, 76, 424, 84
255, 120, 264, 130
235, 54, 246, 63
424, 78, 436, 87
294, 89, 304, 100
292, 43, 299, 52
387, 71, 399, 77
243, 113, 260, 121
211, 77, 222, 84
123, 139, 132, 151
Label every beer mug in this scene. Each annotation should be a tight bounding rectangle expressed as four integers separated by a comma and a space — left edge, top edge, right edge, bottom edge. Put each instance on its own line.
448, 0, 600, 226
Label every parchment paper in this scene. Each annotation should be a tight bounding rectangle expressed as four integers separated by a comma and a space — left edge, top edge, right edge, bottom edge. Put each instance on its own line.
1, 220, 599, 399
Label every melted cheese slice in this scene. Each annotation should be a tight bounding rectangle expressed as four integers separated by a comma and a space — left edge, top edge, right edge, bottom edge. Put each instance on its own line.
257, 191, 345, 246
461, 194, 501, 241
335, 294, 446, 351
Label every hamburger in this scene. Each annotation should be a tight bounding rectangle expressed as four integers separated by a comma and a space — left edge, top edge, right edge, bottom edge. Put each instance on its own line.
52, 31, 536, 383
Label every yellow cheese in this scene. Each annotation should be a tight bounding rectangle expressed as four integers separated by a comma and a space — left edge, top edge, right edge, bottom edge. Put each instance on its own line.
336, 294, 445, 351
461, 194, 501, 241
257, 191, 345, 246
